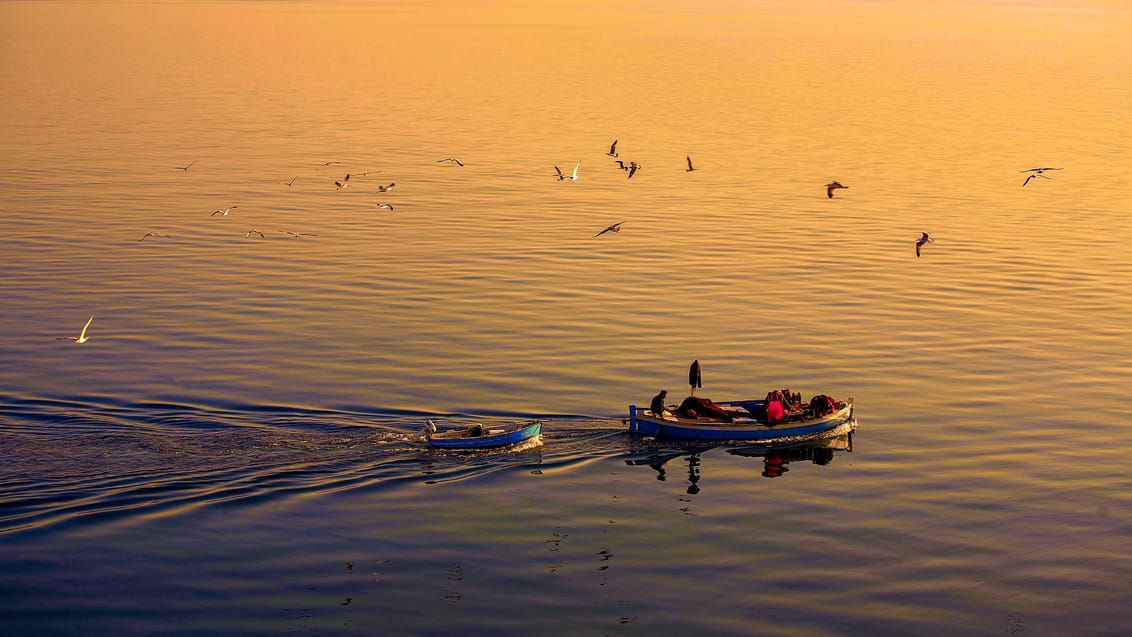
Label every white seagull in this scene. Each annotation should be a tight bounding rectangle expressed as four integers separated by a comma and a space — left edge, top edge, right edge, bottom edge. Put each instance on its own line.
245, 229, 266, 239
607, 140, 619, 158
686, 156, 696, 172
211, 205, 237, 216
56, 315, 94, 344
595, 221, 626, 237
376, 183, 395, 192
176, 160, 197, 172
335, 174, 350, 190
915, 232, 933, 258
1021, 168, 1061, 186
438, 157, 464, 166
138, 231, 169, 242
826, 181, 848, 198
280, 230, 318, 238
317, 161, 341, 170
282, 176, 298, 187
627, 162, 640, 179
375, 203, 395, 211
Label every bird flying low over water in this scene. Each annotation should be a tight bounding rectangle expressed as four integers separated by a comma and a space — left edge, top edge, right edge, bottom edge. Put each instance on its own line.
607, 140, 619, 157
627, 162, 640, 179
826, 181, 848, 198
56, 315, 94, 344
915, 232, 933, 257
438, 157, 464, 166
613, 160, 628, 171
211, 205, 237, 216
686, 156, 696, 172
138, 231, 169, 242
282, 176, 298, 187
335, 174, 350, 190
595, 221, 626, 237
280, 230, 318, 238
1021, 167, 1061, 186
376, 183, 395, 192
245, 229, 265, 239
375, 203, 394, 211
176, 160, 196, 172
317, 161, 341, 170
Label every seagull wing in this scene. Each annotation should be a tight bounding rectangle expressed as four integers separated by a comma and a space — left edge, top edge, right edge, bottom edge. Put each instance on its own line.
686, 156, 694, 171
572, 161, 580, 179
78, 316, 94, 340
1023, 174, 1033, 186
554, 166, 564, 179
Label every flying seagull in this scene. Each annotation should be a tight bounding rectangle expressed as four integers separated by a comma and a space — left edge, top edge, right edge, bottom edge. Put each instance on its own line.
1021, 168, 1061, 186
613, 160, 628, 171
211, 205, 237, 216
56, 315, 94, 344
627, 162, 640, 179
280, 230, 318, 238
317, 161, 341, 170
595, 221, 626, 237
282, 176, 298, 187
438, 157, 464, 166
607, 140, 619, 158
826, 181, 848, 198
686, 156, 696, 172
376, 183, 395, 192
138, 231, 169, 242
245, 229, 265, 239
335, 174, 350, 190
915, 232, 933, 257
176, 160, 197, 172
375, 203, 395, 211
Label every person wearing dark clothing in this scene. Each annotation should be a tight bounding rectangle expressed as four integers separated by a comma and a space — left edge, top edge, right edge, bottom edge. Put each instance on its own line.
650, 390, 668, 415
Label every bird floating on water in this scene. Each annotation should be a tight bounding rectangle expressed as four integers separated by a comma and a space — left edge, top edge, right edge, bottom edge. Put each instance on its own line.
245, 229, 265, 239
138, 231, 169, 242
438, 157, 464, 166
686, 156, 696, 172
335, 174, 350, 190
826, 181, 848, 198
1021, 167, 1061, 186
595, 221, 626, 237
211, 205, 237, 216
915, 232, 933, 258
56, 315, 94, 344
606, 140, 619, 158
176, 160, 197, 172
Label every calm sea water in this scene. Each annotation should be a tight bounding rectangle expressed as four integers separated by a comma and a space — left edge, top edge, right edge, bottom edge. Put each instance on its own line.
2, 1, 1131, 635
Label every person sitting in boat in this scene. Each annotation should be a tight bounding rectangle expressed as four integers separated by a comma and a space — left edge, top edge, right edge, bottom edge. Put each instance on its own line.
650, 389, 668, 416
765, 390, 797, 425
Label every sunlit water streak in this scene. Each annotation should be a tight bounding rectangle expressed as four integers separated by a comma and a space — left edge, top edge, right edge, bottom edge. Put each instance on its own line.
2, 1, 1132, 635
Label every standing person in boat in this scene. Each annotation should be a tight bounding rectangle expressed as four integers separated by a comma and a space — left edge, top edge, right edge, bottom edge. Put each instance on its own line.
650, 389, 668, 416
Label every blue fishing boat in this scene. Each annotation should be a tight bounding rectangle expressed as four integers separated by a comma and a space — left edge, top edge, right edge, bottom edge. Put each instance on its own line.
422, 419, 543, 450
627, 396, 855, 442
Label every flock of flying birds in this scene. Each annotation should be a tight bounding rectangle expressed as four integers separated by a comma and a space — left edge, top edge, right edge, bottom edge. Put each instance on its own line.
56, 142, 1063, 344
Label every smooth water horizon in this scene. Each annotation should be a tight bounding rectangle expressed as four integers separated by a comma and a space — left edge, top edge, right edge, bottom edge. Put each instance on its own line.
2, 1, 1131, 635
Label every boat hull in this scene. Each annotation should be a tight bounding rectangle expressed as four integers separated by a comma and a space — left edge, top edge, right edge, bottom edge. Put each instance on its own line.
426, 421, 543, 449
627, 399, 854, 441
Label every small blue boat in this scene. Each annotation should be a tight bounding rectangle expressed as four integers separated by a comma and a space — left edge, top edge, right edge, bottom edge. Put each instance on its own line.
423, 419, 543, 450
627, 396, 855, 442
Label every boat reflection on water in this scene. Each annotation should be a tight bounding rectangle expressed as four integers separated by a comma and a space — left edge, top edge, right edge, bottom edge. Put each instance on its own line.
728, 431, 854, 478
625, 431, 855, 492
